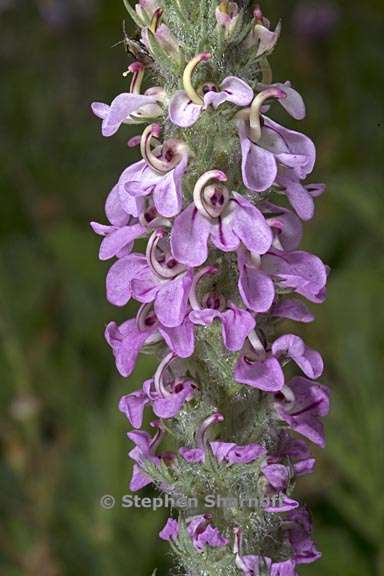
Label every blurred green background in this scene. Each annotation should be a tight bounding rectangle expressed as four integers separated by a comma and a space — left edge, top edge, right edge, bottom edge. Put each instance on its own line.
0, 1, 383, 574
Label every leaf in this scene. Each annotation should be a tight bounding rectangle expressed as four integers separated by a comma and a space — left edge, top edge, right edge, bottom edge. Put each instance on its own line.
123, 0, 146, 27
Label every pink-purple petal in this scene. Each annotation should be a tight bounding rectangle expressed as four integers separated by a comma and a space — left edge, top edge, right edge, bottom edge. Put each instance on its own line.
169, 91, 202, 127
231, 193, 273, 254
155, 271, 193, 328
171, 204, 211, 267
99, 223, 145, 261
239, 122, 277, 192
235, 356, 284, 392
106, 253, 148, 306
220, 306, 256, 351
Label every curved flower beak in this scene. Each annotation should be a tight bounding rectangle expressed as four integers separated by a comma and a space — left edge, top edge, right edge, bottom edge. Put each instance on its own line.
183, 52, 211, 105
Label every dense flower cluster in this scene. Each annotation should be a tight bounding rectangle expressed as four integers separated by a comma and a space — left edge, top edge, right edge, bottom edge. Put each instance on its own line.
91, 2, 330, 574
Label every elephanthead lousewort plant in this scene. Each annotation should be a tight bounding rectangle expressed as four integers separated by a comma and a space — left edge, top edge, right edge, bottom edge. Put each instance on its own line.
91, 1, 330, 574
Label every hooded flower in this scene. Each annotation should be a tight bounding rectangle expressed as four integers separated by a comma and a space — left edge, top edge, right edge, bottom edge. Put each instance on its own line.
169, 53, 254, 128
107, 230, 194, 328
234, 333, 323, 392
276, 165, 326, 221
242, 7, 282, 56
234, 528, 297, 575
187, 514, 229, 551
261, 249, 328, 303
274, 376, 330, 447
270, 432, 316, 478
159, 518, 180, 542
119, 353, 196, 427
270, 298, 315, 324
237, 247, 275, 314
127, 420, 174, 491
91, 63, 164, 137
285, 508, 321, 565
118, 124, 189, 218
261, 201, 303, 251
179, 412, 267, 466
105, 304, 195, 377
236, 555, 297, 576
160, 515, 229, 552
141, 22, 182, 64
187, 265, 256, 352
190, 304, 256, 352
90, 220, 146, 261
238, 87, 316, 194
171, 170, 272, 267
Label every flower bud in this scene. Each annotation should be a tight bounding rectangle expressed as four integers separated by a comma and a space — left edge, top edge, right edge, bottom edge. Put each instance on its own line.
215, 1, 240, 38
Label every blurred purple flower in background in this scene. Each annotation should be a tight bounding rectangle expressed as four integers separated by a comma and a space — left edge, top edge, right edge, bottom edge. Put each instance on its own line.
36, 0, 96, 28
292, 1, 340, 40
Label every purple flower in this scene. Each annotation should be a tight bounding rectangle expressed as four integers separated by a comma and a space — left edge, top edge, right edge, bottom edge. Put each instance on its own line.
91, 63, 164, 137
236, 555, 296, 576
271, 299, 315, 324
270, 432, 316, 478
179, 412, 225, 464
107, 231, 193, 327
234, 328, 286, 393
234, 528, 297, 575
276, 166, 326, 221
242, 10, 281, 56
132, 231, 193, 327
119, 353, 196, 427
274, 377, 330, 447
90, 222, 146, 261
118, 124, 189, 218
190, 304, 256, 353
261, 249, 328, 303
90, 182, 147, 260
285, 508, 321, 565
235, 354, 285, 393
261, 201, 303, 251
272, 334, 324, 379
237, 247, 275, 314
105, 305, 195, 377
186, 265, 256, 351
160, 514, 229, 552
234, 333, 322, 392
119, 387, 150, 429
258, 81, 306, 120
171, 170, 272, 267
180, 412, 266, 466
169, 53, 253, 128
238, 87, 315, 194
187, 514, 229, 551
127, 420, 173, 491
210, 442, 266, 464
159, 518, 180, 542
105, 253, 147, 306
260, 461, 300, 513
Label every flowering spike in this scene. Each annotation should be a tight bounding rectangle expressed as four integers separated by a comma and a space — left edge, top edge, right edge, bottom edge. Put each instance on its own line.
91, 3, 329, 574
